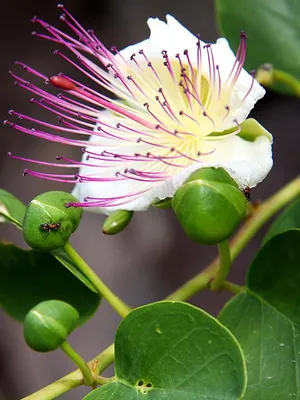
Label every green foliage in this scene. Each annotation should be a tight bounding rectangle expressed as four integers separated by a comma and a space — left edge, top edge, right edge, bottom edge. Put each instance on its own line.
219, 230, 300, 399
0, 189, 26, 228
263, 197, 300, 244
215, 0, 300, 94
172, 168, 246, 245
0, 242, 100, 325
0, 189, 97, 291
52, 248, 98, 293
102, 210, 133, 235
23, 191, 83, 251
84, 302, 246, 399
24, 300, 79, 352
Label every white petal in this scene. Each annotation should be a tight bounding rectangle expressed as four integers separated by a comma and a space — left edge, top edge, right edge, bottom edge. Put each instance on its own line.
71, 17, 272, 214
211, 38, 265, 128
119, 15, 204, 62
171, 135, 273, 190
118, 16, 265, 132
72, 135, 272, 214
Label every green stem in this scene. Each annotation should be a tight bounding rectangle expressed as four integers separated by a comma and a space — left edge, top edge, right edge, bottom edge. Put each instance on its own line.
21, 344, 114, 400
222, 281, 246, 295
230, 177, 300, 259
272, 69, 300, 96
95, 376, 114, 385
256, 64, 300, 96
22, 177, 300, 400
60, 341, 94, 386
210, 240, 231, 291
0, 213, 23, 229
63, 241, 131, 318
167, 176, 300, 301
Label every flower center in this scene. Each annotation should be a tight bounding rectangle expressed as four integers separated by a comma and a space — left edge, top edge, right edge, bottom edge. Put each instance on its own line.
115, 50, 233, 160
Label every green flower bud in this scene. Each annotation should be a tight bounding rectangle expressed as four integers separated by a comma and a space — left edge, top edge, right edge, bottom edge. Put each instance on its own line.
102, 210, 133, 235
23, 300, 79, 352
23, 191, 83, 251
185, 167, 238, 187
172, 168, 247, 245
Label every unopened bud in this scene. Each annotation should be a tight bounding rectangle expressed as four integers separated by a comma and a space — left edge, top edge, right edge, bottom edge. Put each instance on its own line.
23, 300, 79, 352
23, 191, 82, 251
172, 168, 247, 245
102, 210, 133, 235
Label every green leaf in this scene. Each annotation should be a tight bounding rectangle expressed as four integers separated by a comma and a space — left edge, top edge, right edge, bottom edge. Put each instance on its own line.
85, 301, 246, 399
0, 242, 100, 325
219, 230, 300, 399
215, 0, 300, 94
52, 248, 97, 293
263, 197, 300, 244
0, 189, 26, 228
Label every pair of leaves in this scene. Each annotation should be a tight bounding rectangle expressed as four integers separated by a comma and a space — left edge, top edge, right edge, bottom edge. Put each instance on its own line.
216, 0, 300, 95
0, 189, 100, 324
85, 301, 247, 399
219, 197, 300, 399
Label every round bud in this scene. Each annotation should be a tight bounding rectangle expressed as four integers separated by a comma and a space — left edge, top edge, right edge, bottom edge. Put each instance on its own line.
172, 168, 247, 245
23, 191, 83, 251
23, 300, 79, 352
185, 167, 238, 187
102, 210, 133, 235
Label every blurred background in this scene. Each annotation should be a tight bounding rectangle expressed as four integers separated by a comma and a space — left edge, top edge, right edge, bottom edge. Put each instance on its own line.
0, 0, 299, 399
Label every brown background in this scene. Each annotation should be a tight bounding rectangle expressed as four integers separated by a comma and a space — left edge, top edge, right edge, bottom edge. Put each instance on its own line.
0, 0, 299, 399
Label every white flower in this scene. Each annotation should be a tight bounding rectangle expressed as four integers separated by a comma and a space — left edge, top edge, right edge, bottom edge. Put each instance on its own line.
7, 7, 272, 214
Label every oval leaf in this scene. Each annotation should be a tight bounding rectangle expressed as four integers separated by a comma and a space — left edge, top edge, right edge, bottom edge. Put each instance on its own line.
219, 229, 300, 399
0, 189, 26, 228
263, 197, 300, 244
85, 301, 246, 399
215, 0, 300, 94
0, 242, 100, 325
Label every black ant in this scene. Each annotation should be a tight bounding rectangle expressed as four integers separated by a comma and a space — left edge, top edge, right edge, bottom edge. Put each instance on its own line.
40, 221, 61, 232
242, 187, 251, 202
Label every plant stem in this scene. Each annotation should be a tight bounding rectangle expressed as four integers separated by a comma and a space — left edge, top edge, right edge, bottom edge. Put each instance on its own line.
256, 64, 300, 96
273, 70, 300, 96
63, 241, 131, 318
167, 176, 300, 301
60, 341, 94, 386
210, 240, 231, 291
222, 281, 246, 295
95, 376, 114, 385
21, 344, 114, 400
22, 177, 300, 400
230, 177, 300, 259
0, 213, 23, 229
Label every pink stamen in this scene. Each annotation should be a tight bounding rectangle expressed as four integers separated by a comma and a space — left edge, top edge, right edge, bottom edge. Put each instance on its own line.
6, 8, 251, 209
162, 50, 175, 80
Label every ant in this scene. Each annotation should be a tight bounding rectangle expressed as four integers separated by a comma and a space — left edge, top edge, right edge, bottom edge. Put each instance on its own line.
39, 221, 61, 232
242, 187, 251, 202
